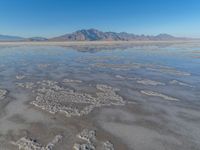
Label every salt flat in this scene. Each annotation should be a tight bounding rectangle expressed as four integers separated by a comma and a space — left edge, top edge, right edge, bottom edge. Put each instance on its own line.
0, 42, 199, 150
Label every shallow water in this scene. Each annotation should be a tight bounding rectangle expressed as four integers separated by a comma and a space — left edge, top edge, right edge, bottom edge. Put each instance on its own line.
0, 43, 200, 150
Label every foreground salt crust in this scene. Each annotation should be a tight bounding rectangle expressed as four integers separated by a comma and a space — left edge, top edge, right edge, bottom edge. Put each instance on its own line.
17, 79, 125, 117
11, 135, 62, 150
141, 90, 179, 101
74, 129, 114, 150
0, 89, 8, 100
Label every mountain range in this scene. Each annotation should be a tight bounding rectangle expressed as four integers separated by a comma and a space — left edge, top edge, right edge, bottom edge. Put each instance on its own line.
0, 29, 187, 42
0, 35, 25, 41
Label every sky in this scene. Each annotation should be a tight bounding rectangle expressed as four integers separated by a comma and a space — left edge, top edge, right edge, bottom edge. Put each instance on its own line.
0, 0, 200, 38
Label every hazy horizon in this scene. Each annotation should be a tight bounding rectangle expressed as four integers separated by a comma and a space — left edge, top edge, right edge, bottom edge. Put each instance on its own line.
0, 0, 200, 38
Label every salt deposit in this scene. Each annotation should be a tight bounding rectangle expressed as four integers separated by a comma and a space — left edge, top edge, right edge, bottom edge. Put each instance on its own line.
96, 84, 125, 106
147, 67, 191, 76
30, 80, 125, 117
94, 62, 191, 76
38, 64, 50, 68
16, 75, 26, 80
11, 135, 62, 150
0, 89, 7, 100
73, 143, 95, 150
16, 82, 35, 89
141, 90, 179, 101
74, 129, 115, 150
63, 79, 82, 83
93, 63, 140, 70
169, 80, 193, 87
103, 141, 114, 150
137, 79, 165, 86
115, 75, 126, 80
77, 129, 96, 143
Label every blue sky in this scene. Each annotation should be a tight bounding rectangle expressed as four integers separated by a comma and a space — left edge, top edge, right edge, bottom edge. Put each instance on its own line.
0, 0, 200, 37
